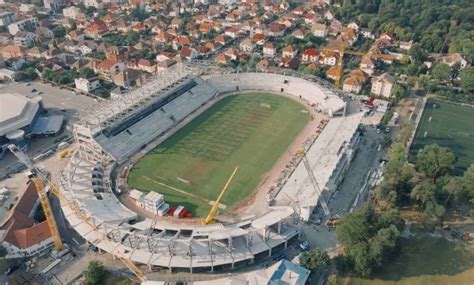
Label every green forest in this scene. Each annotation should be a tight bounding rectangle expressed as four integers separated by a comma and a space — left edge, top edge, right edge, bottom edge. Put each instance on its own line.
335, 0, 473, 60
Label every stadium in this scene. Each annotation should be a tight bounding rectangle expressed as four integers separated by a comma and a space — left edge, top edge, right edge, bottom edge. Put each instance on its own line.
59, 63, 363, 273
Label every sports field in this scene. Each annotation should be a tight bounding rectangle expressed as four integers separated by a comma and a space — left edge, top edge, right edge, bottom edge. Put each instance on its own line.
128, 93, 310, 217
410, 98, 474, 173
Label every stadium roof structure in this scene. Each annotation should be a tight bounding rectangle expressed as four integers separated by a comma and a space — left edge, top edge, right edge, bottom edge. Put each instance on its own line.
0, 93, 41, 136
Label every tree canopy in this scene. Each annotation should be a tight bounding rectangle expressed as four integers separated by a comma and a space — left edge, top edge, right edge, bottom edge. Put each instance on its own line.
336, 206, 402, 277
416, 144, 456, 183
300, 248, 330, 270
85, 261, 105, 285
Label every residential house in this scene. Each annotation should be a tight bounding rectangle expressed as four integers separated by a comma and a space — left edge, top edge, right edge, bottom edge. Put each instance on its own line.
84, 20, 107, 39
304, 12, 321, 24
441, 53, 468, 69
340, 28, 358, 46
360, 55, 375, 75
324, 10, 334, 21
252, 33, 266, 45
371, 73, 395, 98
347, 22, 359, 31
0, 182, 53, 258
75, 77, 100, 92
78, 41, 97, 55
291, 28, 305, 40
63, 6, 81, 20
302, 49, 319, 63
268, 22, 286, 37
94, 59, 126, 81
137, 59, 157, 74
179, 46, 198, 60
343, 70, 367, 94
312, 23, 328, 38
399, 40, 413, 51
282, 45, 297, 58
256, 58, 270, 72
328, 20, 342, 36
326, 65, 339, 80
67, 30, 84, 42
320, 50, 338, 66
263, 43, 276, 57
225, 48, 239, 61
215, 53, 231, 65
240, 38, 253, 53
360, 28, 375, 39
281, 56, 300, 70
157, 59, 176, 72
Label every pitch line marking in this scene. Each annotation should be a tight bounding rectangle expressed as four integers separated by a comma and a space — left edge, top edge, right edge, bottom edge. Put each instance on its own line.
141, 176, 227, 209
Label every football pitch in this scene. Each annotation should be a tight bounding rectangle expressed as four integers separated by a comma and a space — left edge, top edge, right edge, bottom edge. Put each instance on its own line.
410, 98, 474, 173
127, 93, 310, 217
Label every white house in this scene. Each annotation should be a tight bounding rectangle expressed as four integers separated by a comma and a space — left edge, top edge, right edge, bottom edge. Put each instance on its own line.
371, 73, 395, 98
263, 43, 276, 57
75, 78, 100, 93
312, 23, 328, 38
63, 6, 81, 20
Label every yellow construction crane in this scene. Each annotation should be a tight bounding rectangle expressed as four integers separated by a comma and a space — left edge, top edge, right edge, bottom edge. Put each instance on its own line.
328, 46, 396, 88
203, 166, 239, 225
8, 145, 64, 251
8, 145, 147, 282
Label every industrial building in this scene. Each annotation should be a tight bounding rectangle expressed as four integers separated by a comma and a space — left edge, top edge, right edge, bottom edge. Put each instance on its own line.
0, 93, 64, 159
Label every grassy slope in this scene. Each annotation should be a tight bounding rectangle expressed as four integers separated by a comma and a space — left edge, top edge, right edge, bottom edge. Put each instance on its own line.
340, 236, 474, 285
410, 99, 474, 172
128, 93, 309, 217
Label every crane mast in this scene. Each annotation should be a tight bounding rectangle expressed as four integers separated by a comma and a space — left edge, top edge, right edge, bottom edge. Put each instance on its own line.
8, 145, 64, 251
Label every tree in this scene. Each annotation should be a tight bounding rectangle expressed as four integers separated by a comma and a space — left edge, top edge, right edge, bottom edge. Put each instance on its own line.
432, 63, 451, 82
410, 180, 437, 207
79, 67, 95, 79
300, 248, 330, 270
460, 67, 474, 93
85, 261, 105, 285
53, 26, 67, 39
0, 244, 7, 257
336, 207, 402, 277
460, 164, 474, 206
408, 44, 427, 63
416, 144, 456, 183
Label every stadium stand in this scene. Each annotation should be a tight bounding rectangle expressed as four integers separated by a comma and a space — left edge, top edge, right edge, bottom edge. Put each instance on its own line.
206, 73, 346, 116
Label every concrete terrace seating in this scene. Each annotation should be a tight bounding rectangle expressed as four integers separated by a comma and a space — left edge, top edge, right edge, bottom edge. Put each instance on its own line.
206, 73, 346, 116
94, 78, 217, 163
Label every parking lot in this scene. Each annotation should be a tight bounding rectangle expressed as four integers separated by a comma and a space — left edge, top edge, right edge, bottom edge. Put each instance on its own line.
0, 81, 97, 175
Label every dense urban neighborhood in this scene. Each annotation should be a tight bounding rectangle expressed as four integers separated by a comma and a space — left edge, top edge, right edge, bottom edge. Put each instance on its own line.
0, 0, 472, 284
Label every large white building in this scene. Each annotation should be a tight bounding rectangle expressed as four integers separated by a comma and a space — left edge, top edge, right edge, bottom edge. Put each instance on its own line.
8, 18, 38, 36
371, 73, 395, 98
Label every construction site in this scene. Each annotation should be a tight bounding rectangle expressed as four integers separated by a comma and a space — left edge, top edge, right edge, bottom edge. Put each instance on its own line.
1, 63, 364, 282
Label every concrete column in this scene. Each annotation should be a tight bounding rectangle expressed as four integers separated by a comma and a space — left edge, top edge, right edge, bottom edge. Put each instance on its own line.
277, 222, 281, 234
268, 247, 272, 257
284, 240, 288, 249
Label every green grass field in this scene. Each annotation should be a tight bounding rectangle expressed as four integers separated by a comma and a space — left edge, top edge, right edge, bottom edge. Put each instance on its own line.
339, 236, 474, 285
127, 93, 310, 217
410, 98, 474, 173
